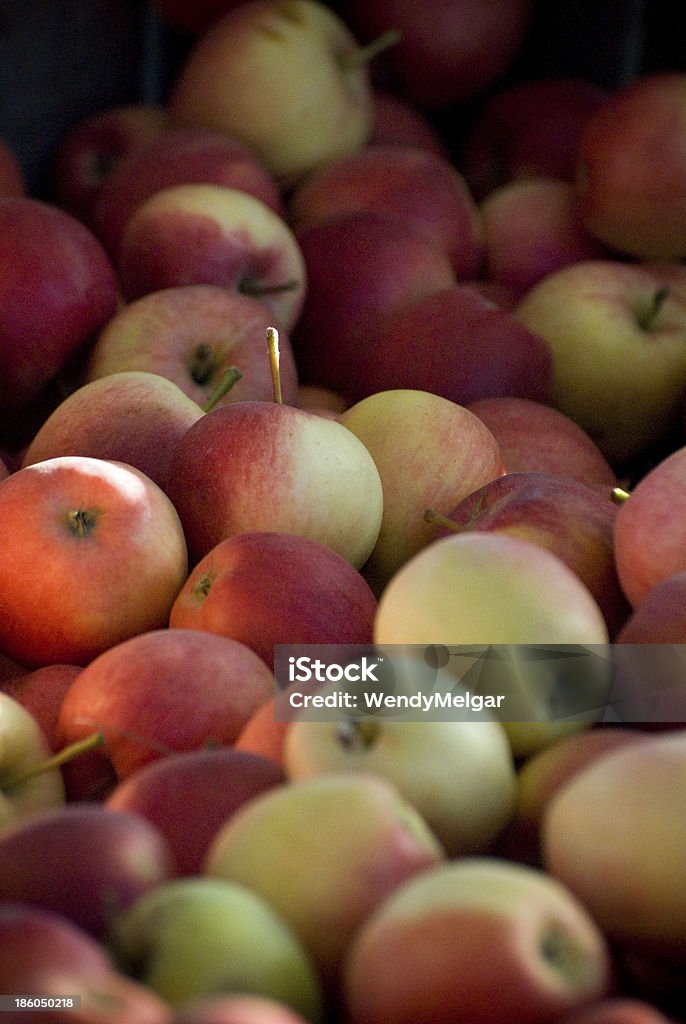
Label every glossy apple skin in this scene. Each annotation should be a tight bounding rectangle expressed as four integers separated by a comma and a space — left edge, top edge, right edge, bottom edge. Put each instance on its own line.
169, 531, 377, 669
106, 747, 285, 876
20, 371, 204, 493
92, 125, 283, 260
84, 286, 299, 410
343, 857, 612, 1024
0, 198, 118, 412
56, 628, 275, 783
0, 457, 188, 668
0, 803, 175, 938
166, 400, 384, 568
576, 72, 686, 259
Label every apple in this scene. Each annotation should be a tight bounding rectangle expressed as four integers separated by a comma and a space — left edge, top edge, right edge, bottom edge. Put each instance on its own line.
0, 802, 175, 938
0, 902, 173, 1024
465, 396, 619, 491
291, 209, 456, 399
204, 773, 445, 994
150, 0, 247, 34
336, 284, 554, 408
20, 371, 204, 493
51, 103, 170, 225
554, 998, 679, 1024
116, 183, 307, 331
171, 994, 313, 1024
480, 177, 610, 299
460, 77, 608, 200
0, 133, 27, 196
0, 691, 65, 828
338, 388, 505, 591
283, 670, 517, 857
296, 384, 347, 416
169, 531, 377, 669
110, 876, 323, 1020
342, 0, 534, 109
168, 0, 384, 185
575, 71, 686, 259
616, 570, 686, 643
1, 663, 81, 751
613, 444, 686, 607
0, 197, 119, 413
92, 125, 283, 260
84, 286, 299, 411
514, 259, 686, 467
106, 747, 285, 877
287, 143, 485, 281
56, 628, 276, 783
342, 856, 612, 1024
369, 89, 450, 157
373, 532, 611, 758
543, 729, 686, 967
165, 397, 384, 568
431, 471, 631, 638
0, 457, 188, 668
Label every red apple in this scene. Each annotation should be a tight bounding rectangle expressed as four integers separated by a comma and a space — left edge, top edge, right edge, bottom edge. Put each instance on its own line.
56, 628, 276, 783
84, 286, 299, 411
116, 183, 307, 330
616, 570, 686, 643
0, 197, 119, 412
556, 998, 678, 1024
51, 103, 170, 225
369, 89, 449, 157
0, 663, 81, 752
0, 457, 188, 668
168, 531, 378, 669
288, 143, 485, 280
575, 71, 686, 259
92, 125, 283, 260
235, 696, 291, 767
0, 134, 27, 196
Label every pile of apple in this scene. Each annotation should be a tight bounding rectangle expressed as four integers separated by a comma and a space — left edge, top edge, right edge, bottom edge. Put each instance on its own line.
2, 1, 686, 1022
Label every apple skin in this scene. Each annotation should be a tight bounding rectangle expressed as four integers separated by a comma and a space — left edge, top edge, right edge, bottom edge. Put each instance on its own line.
575, 72, 686, 259
616, 570, 686, 644
1, 663, 81, 751
543, 729, 686, 967
466, 396, 618, 491
288, 143, 485, 280
51, 103, 170, 225
205, 772, 445, 996
165, 400, 384, 568
481, 177, 610, 299
0, 456, 188, 668
170, 994, 312, 1024
339, 388, 506, 591
150, 0, 247, 34
291, 209, 456, 399
514, 259, 686, 468
116, 183, 307, 331
460, 77, 608, 201
56, 628, 275, 783
554, 998, 679, 1024
84, 286, 299, 411
338, 285, 554, 408
0, 134, 27, 196
613, 445, 686, 608
343, 0, 534, 109
342, 857, 612, 1024
168, 0, 375, 185
106, 747, 285, 876
20, 371, 204, 493
0, 691, 65, 828
437, 471, 631, 638
0, 803, 175, 938
369, 89, 450, 157
0, 901, 174, 1024
92, 125, 283, 260
0, 197, 119, 412
110, 876, 323, 1020
168, 531, 378, 669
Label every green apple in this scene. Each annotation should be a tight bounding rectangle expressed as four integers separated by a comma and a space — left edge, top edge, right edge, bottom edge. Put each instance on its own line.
0, 692, 65, 827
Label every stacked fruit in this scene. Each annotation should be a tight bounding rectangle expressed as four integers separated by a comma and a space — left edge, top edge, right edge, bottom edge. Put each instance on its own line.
1, 2, 686, 1022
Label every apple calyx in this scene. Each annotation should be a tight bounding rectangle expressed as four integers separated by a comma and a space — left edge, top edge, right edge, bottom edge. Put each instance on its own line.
424, 507, 466, 534
3, 730, 105, 791
339, 28, 403, 73
201, 367, 243, 413
335, 717, 381, 751
239, 277, 300, 298
267, 326, 284, 404
67, 505, 101, 538
538, 919, 598, 986
636, 285, 669, 332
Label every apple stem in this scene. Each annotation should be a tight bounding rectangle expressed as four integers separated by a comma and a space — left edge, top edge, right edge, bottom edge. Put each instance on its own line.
267, 326, 283, 404
201, 366, 243, 413
637, 285, 669, 331
424, 507, 466, 533
5, 731, 105, 790
341, 27, 403, 71
336, 718, 380, 750
610, 486, 631, 504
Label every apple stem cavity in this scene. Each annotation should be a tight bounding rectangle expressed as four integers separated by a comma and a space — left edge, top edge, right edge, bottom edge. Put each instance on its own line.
336, 718, 381, 751
239, 278, 300, 298
424, 507, 466, 533
5, 731, 105, 790
267, 326, 283, 404
67, 506, 101, 537
637, 285, 669, 331
201, 366, 243, 413
340, 28, 403, 72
